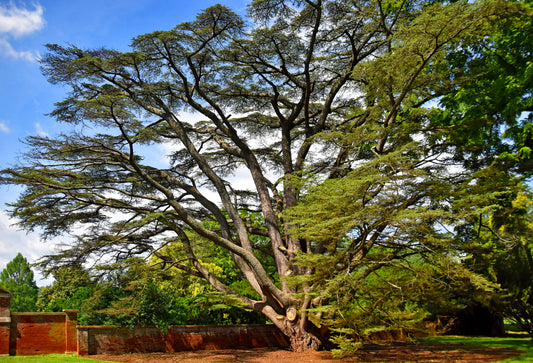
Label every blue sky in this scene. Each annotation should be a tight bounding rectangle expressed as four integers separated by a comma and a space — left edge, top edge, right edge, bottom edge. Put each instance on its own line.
0, 0, 247, 285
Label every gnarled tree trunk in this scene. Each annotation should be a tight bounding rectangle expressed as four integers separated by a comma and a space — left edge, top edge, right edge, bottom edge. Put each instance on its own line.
263, 306, 330, 352
284, 323, 322, 352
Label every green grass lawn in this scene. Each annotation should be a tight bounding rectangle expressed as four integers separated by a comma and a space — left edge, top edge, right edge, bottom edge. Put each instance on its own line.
0, 354, 113, 362
419, 333, 533, 362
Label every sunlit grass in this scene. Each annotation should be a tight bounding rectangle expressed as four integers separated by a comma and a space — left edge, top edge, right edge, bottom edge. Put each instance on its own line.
419, 333, 533, 362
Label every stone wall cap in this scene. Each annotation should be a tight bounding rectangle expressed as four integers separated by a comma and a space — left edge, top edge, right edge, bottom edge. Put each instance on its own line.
76, 323, 279, 330
76, 325, 127, 330
0, 287, 11, 296
11, 312, 68, 316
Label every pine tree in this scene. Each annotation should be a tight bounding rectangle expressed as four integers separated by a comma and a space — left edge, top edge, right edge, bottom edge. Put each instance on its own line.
0, 253, 38, 312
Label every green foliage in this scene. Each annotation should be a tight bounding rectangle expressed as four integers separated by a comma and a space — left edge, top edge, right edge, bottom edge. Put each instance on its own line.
286, 0, 532, 351
77, 257, 266, 328
0, 253, 38, 312
462, 191, 533, 337
436, 0, 533, 174
329, 333, 363, 359
77, 283, 126, 326
37, 265, 95, 312
0, 0, 530, 352
430, 0, 533, 338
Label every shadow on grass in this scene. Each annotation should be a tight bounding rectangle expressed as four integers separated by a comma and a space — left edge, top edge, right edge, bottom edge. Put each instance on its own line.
419, 333, 533, 362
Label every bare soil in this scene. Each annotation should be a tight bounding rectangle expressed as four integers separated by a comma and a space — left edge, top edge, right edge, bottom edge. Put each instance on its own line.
87, 341, 523, 362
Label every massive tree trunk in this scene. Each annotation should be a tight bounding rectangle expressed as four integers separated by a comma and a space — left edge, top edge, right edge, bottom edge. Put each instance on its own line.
273, 309, 328, 351
286, 325, 322, 352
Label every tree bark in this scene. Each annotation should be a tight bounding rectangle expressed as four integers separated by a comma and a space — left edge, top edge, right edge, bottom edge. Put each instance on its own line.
283, 318, 325, 352
260, 305, 328, 352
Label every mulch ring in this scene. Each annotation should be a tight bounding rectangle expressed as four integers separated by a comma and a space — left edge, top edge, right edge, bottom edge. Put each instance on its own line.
88, 341, 524, 362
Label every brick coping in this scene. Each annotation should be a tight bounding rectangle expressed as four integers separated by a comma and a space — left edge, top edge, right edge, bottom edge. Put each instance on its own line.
77, 324, 275, 329
11, 312, 70, 316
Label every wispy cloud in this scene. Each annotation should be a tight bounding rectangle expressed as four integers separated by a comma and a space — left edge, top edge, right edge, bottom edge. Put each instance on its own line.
0, 3, 44, 62
34, 122, 49, 137
0, 211, 54, 286
0, 38, 37, 61
0, 121, 9, 134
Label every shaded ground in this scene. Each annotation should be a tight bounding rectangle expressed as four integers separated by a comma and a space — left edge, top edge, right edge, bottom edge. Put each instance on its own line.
88, 341, 523, 362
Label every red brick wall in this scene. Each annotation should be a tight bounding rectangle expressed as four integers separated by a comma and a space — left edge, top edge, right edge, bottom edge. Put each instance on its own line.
77, 324, 290, 355
9, 312, 77, 356
0, 323, 9, 356
0, 296, 288, 357
64, 310, 78, 353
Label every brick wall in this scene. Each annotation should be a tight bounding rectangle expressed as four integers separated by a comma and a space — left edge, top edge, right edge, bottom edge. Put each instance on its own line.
77, 324, 290, 355
9, 312, 77, 356
0, 288, 79, 356
0, 289, 290, 356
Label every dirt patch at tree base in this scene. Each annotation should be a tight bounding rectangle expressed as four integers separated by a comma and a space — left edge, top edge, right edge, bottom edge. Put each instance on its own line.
87, 341, 523, 362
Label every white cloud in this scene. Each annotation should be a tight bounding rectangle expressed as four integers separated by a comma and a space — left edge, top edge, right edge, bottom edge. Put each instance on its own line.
0, 121, 9, 133
0, 3, 44, 62
0, 3, 44, 36
0, 211, 54, 286
34, 122, 49, 137
0, 37, 37, 61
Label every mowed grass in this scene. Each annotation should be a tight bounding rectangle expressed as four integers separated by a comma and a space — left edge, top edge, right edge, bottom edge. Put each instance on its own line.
419, 333, 533, 362
0, 354, 113, 362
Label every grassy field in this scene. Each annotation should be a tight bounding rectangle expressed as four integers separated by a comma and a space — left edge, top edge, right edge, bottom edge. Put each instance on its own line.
420, 333, 533, 362
0, 354, 113, 362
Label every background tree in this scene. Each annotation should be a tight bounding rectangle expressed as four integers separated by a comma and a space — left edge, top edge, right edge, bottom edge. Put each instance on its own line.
78, 256, 266, 328
432, 0, 533, 337
460, 190, 533, 336
0, 253, 38, 312
36, 264, 95, 312
0, 0, 528, 351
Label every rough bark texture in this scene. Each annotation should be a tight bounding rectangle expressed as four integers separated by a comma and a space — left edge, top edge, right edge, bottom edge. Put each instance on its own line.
285, 324, 322, 352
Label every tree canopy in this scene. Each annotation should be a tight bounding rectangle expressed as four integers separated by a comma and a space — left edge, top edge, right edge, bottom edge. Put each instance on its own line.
0, 0, 531, 351
36, 264, 95, 312
0, 253, 38, 312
